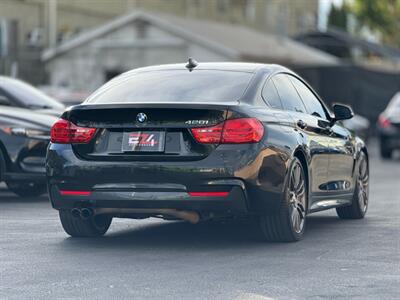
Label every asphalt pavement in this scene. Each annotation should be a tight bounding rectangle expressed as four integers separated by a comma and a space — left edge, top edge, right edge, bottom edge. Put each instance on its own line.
1, 142, 399, 299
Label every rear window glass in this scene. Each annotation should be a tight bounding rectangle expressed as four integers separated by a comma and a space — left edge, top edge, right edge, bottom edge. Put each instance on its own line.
86, 70, 253, 104
388, 92, 400, 112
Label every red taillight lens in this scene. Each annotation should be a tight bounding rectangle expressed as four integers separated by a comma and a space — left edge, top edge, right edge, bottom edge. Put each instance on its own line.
190, 122, 223, 144
190, 118, 264, 144
59, 190, 92, 196
378, 116, 391, 129
50, 119, 96, 144
221, 118, 264, 143
188, 192, 229, 197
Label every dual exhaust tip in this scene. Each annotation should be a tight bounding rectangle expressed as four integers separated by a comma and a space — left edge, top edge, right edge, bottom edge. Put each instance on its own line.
71, 208, 93, 220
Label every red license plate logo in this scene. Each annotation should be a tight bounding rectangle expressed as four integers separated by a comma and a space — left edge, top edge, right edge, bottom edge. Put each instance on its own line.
128, 133, 159, 147
122, 131, 165, 152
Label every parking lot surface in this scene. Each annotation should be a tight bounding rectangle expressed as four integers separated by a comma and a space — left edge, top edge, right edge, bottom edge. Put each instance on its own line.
1, 142, 399, 299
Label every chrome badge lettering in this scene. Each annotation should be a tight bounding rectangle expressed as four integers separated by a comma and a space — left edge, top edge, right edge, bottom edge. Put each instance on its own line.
185, 120, 210, 125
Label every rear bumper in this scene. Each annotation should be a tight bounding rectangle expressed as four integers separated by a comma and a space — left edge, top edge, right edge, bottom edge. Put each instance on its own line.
379, 133, 400, 149
49, 184, 249, 214
47, 143, 288, 215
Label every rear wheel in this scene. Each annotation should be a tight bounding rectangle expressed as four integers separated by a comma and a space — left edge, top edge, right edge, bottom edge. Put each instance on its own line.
256, 158, 307, 242
6, 182, 47, 197
59, 210, 112, 237
336, 151, 369, 219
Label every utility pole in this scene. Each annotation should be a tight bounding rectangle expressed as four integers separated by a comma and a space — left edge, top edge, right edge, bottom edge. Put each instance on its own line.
48, 0, 57, 48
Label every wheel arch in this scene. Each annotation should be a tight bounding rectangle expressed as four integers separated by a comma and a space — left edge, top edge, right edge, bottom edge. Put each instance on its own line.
361, 146, 368, 161
355, 137, 369, 172
0, 141, 9, 181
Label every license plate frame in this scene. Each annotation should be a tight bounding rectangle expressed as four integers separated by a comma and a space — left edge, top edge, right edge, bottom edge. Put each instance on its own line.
121, 131, 165, 152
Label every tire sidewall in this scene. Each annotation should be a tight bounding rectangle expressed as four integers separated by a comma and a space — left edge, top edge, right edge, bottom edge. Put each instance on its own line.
354, 152, 369, 217
282, 157, 308, 241
6, 181, 47, 197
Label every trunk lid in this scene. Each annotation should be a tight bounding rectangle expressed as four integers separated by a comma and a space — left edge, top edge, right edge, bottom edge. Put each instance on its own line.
66, 102, 236, 161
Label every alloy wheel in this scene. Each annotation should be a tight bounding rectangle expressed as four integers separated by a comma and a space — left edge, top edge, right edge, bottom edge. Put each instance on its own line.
357, 154, 369, 213
288, 162, 306, 234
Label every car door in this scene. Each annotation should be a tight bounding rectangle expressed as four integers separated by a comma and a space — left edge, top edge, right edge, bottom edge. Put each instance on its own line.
271, 74, 331, 201
288, 75, 355, 197
327, 123, 355, 193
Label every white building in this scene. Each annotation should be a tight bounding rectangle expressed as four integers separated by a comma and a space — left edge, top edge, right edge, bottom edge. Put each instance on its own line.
42, 11, 338, 93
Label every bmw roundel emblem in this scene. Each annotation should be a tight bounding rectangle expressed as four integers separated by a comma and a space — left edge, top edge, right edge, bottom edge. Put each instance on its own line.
136, 112, 147, 123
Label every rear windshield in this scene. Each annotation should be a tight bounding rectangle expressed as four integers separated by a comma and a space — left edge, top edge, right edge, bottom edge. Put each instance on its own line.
388, 92, 400, 112
86, 70, 254, 104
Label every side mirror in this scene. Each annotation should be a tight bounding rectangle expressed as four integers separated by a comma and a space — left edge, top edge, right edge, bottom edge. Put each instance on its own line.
332, 103, 353, 121
0, 95, 11, 106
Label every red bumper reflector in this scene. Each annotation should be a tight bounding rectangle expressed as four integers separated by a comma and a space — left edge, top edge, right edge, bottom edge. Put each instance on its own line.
60, 190, 92, 196
188, 192, 229, 197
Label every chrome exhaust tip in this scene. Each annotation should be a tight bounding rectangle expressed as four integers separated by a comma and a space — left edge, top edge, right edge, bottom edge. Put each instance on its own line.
80, 208, 93, 220
71, 208, 81, 218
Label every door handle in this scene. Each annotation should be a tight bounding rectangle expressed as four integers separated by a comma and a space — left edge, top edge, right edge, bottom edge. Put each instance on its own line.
296, 120, 307, 129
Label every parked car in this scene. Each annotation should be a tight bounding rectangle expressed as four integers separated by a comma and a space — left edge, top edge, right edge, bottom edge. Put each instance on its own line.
377, 91, 400, 159
39, 85, 89, 106
0, 106, 57, 197
0, 76, 65, 116
47, 62, 369, 242
342, 114, 370, 143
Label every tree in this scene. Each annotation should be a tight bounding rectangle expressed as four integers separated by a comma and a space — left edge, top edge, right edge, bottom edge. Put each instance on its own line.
328, 3, 348, 31
352, 0, 400, 47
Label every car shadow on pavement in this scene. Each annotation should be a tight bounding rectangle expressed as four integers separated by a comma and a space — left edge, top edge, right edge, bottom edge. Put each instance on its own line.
0, 189, 48, 203
59, 213, 355, 250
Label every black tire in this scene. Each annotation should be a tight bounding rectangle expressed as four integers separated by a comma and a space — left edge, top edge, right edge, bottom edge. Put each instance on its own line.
380, 140, 392, 159
256, 157, 307, 242
336, 151, 369, 219
59, 210, 112, 237
6, 181, 47, 197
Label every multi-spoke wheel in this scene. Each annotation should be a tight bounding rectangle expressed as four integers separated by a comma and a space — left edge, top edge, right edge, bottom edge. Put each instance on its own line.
288, 162, 307, 234
337, 151, 369, 219
256, 157, 308, 242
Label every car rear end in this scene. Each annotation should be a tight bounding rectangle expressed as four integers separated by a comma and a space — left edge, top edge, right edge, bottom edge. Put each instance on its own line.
46, 66, 272, 222
377, 93, 400, 158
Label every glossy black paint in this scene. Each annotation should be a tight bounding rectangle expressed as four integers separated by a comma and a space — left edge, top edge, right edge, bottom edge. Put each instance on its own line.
46, 63, 368, 218
0, 106, 57, 184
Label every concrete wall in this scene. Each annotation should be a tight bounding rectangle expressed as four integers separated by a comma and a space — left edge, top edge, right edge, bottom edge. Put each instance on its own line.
46, 21, 228, 92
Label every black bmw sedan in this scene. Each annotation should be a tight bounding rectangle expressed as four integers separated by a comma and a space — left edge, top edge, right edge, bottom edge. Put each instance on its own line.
47, 62, 369, 242
0, 106, 57, 196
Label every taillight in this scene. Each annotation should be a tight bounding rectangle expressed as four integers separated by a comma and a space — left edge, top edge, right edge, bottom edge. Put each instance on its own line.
50, 119, 96, 144
188, 192, 229, 197
191, 118, 264, 144
378, 116, 391, 129
59, 190, 92, 196
190, 123, 223, 144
